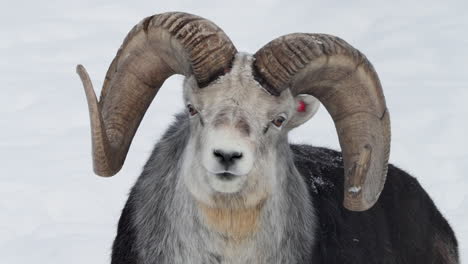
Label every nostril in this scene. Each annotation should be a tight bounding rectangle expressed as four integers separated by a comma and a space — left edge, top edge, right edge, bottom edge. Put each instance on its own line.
231, 152, 243, 160
213, 150, 224, 160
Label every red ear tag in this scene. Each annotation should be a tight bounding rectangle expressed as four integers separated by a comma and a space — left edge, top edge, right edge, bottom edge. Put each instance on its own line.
297, 100, 306, 112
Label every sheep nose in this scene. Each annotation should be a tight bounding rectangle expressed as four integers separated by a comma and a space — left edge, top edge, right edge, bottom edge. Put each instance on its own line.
213, 149, 243, 169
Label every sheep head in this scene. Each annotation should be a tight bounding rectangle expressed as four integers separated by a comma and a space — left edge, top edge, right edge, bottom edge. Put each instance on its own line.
76, 12, 390, 211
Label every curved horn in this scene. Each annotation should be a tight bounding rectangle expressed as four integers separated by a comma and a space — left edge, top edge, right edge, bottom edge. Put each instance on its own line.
253, 33, 390, 211
76, 12, 237, 176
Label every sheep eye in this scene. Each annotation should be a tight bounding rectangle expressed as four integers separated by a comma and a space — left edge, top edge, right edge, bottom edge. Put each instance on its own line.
187, 104, 198, 116
272, 115, 286, 128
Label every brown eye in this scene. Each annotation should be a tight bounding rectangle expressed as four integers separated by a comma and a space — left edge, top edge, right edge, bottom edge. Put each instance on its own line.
272, 115, 286, 127
187, 104, 198, 116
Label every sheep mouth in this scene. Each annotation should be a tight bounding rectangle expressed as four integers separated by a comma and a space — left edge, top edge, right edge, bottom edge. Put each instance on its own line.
216, 172, 237, 181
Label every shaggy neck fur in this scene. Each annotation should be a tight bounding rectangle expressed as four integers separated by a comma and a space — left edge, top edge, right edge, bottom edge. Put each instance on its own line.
130, 115, 315, 264
197, 200, 264, 240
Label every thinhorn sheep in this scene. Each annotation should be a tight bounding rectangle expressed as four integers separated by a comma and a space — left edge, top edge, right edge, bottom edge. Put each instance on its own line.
77, 12, 458, 264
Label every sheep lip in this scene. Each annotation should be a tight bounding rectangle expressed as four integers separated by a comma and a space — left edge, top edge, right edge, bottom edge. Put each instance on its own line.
216, 172, 237, 181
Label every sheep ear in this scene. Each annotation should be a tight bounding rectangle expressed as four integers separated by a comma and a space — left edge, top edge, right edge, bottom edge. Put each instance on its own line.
287, 94, 320, 129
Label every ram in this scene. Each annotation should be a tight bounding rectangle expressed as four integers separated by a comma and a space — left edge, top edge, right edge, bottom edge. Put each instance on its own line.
77, 12, 458, 264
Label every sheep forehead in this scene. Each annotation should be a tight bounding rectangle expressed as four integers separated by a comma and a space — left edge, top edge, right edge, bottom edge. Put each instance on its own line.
186, 53, 294, 125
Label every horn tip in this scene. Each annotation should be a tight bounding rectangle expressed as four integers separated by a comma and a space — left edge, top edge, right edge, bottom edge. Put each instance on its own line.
343, 196, 377, 212
93, 169, 117, 177
93, 163, 121, 177
76, 64, 86, 74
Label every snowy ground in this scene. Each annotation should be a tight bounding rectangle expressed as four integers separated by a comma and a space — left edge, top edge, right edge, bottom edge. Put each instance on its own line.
1, 0, 467, 263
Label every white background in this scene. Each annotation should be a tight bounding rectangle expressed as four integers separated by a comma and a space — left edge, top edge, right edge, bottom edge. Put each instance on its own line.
1, 0, 466, 263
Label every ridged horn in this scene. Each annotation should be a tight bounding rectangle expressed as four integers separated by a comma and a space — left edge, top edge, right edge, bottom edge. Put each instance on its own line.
76, 12, 237, 176
253, 33, 390, 211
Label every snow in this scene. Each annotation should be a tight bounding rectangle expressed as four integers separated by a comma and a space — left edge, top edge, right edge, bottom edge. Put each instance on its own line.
1, 0, 467, 263
348, 186, 362, 194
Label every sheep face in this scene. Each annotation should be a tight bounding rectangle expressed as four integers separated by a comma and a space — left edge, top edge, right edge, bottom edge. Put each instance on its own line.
180, 53, 320, 207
